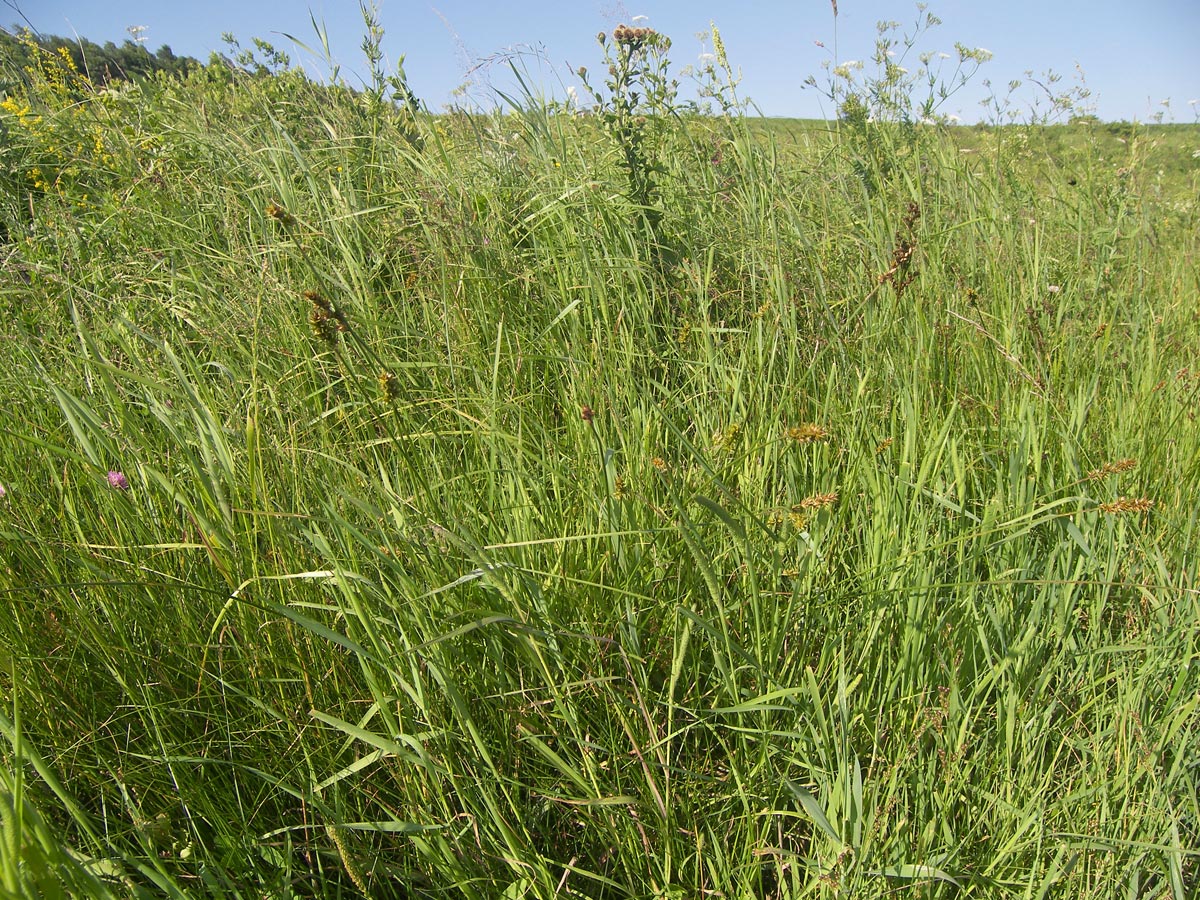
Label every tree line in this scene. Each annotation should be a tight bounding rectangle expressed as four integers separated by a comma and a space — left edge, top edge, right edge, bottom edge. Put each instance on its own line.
1, 26, 203, 85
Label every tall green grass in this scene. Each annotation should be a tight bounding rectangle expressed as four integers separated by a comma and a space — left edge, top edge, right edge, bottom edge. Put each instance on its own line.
1, 17, 1197, 899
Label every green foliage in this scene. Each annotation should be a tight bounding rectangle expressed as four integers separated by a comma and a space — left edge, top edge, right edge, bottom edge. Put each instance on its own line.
807, 7, 992, 194
685, 23, 747, 118
576, 24, 680, 232
0, 31, 122, 211
0, 8, 1198, 899
357, 1, 423, 153
0, 26, 201, 85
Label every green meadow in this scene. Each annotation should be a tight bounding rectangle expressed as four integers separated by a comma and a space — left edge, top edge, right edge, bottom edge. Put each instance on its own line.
1, 14, 1198, 899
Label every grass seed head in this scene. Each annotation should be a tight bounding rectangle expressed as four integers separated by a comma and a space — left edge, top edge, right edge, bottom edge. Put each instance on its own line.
1087, 458, 1137, 481
713, 423, 742, 452
1099, 496, 1153, 515
265, 201, 295, 226
303, 289, 331, 312
378, 371, 401, 402
799, 491, 838, 510
309, 306, 339, 346
787, 423, 830, 444
306, 290, 344, 346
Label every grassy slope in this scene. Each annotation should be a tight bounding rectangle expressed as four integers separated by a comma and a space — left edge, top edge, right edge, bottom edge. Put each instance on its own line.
1, 42, 1198, 899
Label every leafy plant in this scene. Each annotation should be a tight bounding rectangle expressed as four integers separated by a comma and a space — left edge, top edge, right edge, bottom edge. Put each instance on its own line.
576, 23, 680, 231
805, 5, 991, 192
0, 5, 1197, 898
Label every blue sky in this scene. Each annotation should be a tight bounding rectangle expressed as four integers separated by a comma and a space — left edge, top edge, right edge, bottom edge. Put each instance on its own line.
15, 1, 1200, 122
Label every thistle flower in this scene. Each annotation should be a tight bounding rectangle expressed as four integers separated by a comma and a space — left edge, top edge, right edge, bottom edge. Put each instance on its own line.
0, 482, 6, 499
107, 470, 129, 490
612, 23, 658, 48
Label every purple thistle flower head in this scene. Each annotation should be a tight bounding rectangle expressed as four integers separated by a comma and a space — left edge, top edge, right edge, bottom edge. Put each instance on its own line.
107, 470, 130, 490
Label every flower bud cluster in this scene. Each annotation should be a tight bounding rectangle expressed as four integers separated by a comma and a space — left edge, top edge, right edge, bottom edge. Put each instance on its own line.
612, 24, 657, 48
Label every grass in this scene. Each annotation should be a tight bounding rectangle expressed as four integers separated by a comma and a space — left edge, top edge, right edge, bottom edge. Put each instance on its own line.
0, 19, 1198, 899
